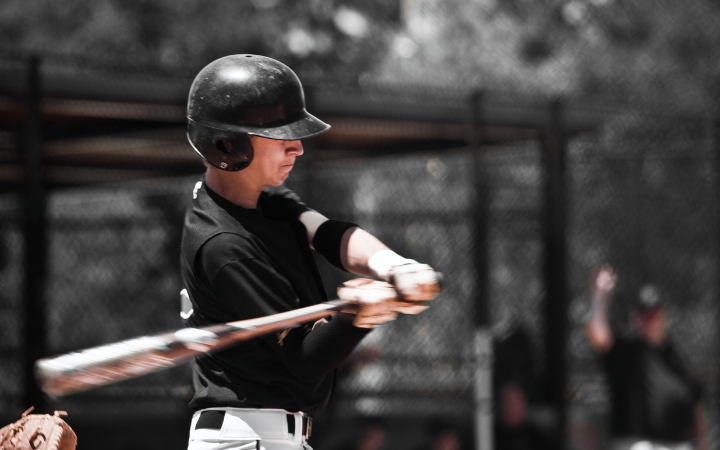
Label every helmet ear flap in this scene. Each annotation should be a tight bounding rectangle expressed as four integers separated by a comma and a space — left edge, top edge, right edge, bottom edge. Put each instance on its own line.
211, 135, 254, 171
187, 120, 254, 171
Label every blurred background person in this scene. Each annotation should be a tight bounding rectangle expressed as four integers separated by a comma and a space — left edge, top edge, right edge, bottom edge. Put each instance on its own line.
355, 419, 388, 450
493, 311, 554, 450
584, 266, 708, 450
409, 419, 469, 450
321, 416, 387, 450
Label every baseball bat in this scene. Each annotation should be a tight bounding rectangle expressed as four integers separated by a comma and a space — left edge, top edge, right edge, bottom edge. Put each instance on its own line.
35, 299, 352, 398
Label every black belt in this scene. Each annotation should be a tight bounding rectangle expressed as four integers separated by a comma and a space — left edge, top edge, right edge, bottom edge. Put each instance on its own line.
195, 410, 312, 438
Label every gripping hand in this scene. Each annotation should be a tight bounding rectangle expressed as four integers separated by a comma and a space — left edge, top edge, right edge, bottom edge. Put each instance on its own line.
388, 263, 442, 314
337, 278, 400, 329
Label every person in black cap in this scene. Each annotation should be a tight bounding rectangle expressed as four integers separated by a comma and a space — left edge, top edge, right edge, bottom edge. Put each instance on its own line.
180, 54, 442, 450
584, 266, 708, 450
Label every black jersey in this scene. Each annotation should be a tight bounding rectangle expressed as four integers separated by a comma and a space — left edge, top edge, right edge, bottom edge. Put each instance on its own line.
603, 337, 702, 441
180, 178, 369, 412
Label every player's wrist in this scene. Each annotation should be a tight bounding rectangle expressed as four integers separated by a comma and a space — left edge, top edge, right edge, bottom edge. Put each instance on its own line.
367, 249, 416, 281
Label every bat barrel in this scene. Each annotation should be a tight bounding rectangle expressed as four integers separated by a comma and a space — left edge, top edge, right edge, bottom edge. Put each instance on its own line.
35, 334, 181, 397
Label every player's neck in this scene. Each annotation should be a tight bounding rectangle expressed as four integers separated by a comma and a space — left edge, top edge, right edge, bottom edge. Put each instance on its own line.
206, 168, 263, 209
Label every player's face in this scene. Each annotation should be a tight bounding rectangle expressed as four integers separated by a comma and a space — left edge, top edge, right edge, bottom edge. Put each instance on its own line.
634, 308, 667, 347
247, 136, 304, 187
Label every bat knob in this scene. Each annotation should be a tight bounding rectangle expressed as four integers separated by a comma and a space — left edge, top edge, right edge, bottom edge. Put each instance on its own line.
435, 272, 445, 293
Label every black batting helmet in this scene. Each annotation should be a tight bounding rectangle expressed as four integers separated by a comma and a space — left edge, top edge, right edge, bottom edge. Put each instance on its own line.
187, 54, 330, 171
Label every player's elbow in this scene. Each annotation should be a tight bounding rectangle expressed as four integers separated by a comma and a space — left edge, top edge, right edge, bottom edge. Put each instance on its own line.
299, 210, 329, 248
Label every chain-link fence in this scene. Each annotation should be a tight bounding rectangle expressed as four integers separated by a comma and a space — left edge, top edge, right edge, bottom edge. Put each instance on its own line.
0, 195, 24, 412
1, 2, 720, 445
565, 113, 719, 450
293, 109, 719, 449
3, 101, 717, 450
0, 178, 197, 448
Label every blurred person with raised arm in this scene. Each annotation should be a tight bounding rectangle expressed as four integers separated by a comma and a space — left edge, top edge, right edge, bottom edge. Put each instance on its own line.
584, 266, 707, 450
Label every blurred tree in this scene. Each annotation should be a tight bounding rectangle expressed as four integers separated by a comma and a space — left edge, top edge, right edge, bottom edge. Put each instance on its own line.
370, 0, 720, 112
2, 0, 720, 112
0, 0, 400, 85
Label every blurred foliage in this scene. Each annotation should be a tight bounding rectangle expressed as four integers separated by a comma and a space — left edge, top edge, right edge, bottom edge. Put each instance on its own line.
370, 0, 720, 112
2, 0, 720, 111
0, 0, 400, 86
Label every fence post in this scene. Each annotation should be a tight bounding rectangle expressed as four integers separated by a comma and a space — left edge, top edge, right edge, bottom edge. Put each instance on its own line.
542, 98, 569, 450
715, 115, 720, 440
22, 56, 50, 411
469, 91, 493, 450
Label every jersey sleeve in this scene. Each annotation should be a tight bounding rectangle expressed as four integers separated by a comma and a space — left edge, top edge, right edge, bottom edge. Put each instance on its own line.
262, 185, 311, 220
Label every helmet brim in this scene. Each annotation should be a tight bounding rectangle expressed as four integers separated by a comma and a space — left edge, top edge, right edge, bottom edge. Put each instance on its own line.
248, 111, 331, 141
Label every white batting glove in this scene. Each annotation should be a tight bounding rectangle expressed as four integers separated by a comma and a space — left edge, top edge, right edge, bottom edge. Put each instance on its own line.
388, 262, 443, 308
367, 250, 442, 313
337, 278, 399, 329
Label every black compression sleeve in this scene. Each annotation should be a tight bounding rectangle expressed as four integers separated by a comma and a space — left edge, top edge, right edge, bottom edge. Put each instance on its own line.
296, 314, 371, 381
210, 255, 371, 384
312, 220, 359, 271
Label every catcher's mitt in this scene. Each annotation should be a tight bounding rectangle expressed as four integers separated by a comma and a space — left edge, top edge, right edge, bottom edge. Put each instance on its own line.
0, 407, 76, 450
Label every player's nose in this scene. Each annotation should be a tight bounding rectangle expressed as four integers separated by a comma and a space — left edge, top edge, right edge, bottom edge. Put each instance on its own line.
286, 140, 304, 156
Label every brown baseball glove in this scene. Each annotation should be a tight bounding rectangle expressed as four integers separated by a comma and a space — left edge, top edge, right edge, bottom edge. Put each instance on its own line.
0, 407, 77, 450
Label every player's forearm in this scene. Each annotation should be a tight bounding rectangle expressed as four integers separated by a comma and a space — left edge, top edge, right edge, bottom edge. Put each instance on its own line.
304, 214, 441, 305
589, 291, 610, 322
585, 266, 616, 352
300, 211, 413, 278
295, 314, 371, 382
341, 228, 443, 306
585, 297, 613, 352
340, 227, 390, 279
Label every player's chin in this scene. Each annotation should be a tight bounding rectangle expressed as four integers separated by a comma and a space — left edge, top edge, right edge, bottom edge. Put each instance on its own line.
271, 172, 292, 186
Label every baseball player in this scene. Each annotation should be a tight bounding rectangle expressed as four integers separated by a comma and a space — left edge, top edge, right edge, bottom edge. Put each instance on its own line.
180, 54, 442, 450
584, 266, 708, 450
